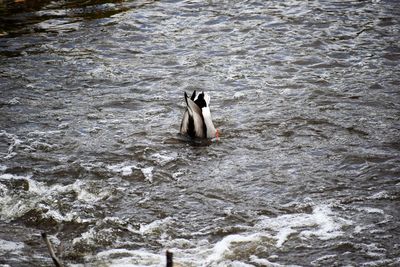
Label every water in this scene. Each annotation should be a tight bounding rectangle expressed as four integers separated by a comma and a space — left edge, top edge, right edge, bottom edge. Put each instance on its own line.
1, 0, 400, 266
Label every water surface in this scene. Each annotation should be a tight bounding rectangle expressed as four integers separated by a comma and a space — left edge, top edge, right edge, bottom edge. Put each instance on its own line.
1, 0, 400, 266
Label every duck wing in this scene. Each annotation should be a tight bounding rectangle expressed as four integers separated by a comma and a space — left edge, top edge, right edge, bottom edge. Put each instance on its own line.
180, 109, 190, 134
193, 92, 217, 138
180, 92, 206, 138
201, 105, 217, 138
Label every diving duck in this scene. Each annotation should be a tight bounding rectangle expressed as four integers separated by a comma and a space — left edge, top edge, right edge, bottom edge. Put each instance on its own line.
180, 91, 218, 139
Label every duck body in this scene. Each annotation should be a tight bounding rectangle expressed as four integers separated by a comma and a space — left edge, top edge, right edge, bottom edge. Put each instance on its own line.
180, 91, 217, 139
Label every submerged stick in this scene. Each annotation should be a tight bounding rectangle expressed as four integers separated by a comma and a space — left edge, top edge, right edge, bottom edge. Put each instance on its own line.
41, 233, 63, 267
166, 250, 173, 267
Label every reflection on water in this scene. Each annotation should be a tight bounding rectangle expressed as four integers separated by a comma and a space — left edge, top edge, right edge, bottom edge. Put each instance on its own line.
0, 0, 132, 36
0, 0, 50, 14
0, 0, 400, 266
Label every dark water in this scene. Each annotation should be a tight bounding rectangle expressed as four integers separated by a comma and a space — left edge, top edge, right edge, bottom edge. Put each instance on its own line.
1, 0, 400, 266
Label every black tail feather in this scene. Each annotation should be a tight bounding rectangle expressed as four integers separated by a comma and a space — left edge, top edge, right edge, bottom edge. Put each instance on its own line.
190, 90, 197, 100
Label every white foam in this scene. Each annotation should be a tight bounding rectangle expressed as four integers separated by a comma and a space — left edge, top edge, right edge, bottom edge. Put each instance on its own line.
87, 65, 122, 82
256, 204, 352, 247
69, 248, 164, 267
36, 9, 67, 17
26, 130, 63, 137
60, 204, 350, 266
361, 259, 399, 267
141, 167, 154, 183
107, 162, 137, 176
356, 207, 384, 214
250, 255, 301, 267
72, 227, 97, 246
0, 173, 26, 180
233, 91, 246, 100
0, 195, 29, 221
58, 122, 69, 129
102, 216, 126, 225
0, 174, 108, 222
150, 153, 175, 166
137, 217, 173, 235
225, 261, 254, 267
310, 254, 337, 265
360, 243, 386, 258
96, 248, 163, 263
206, 233, 262, 264
7, 97, 21, 105
172, 170, 184, 180
367, 191, 389, 200
0, 131, 22, 159
100, 204, 349, 266
70, 180, 108, 202
27, 140, 60, 152
354, 225, 367, 234
0, 174, 38, 220
164, 238, 193, 250
275, 227, 296, 248
301, 205, 348, 240
0, 182, 8, 196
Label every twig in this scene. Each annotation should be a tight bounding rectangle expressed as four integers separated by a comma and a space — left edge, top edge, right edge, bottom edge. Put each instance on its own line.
41, 233, 63, 267
166, 250, 173, 267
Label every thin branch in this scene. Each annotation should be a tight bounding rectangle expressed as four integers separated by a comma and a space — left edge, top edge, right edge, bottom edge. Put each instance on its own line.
41, 233, 63, 267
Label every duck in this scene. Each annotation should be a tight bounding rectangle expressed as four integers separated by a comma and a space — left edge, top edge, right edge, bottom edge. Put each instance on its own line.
180, 90, 219, 139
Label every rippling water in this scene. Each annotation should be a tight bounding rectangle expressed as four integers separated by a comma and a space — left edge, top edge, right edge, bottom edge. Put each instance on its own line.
1, 0, 400, 266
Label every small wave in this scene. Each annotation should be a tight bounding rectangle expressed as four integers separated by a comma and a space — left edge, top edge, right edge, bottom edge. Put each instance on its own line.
106, 162, 154, 183
0, 239, 24, 252
149, 152, 176, 166
107, 162, 138, 176
0, 131, 23, 159
205, 233, 265, 264
255, 204, 352, 247
0, 174, 109, 223
0, 239, 25, 262
250, 255, 301, 267
35, 18, 82, 33
138, 217, 173, 236
26, 130, 63, 138
355, 206, 384, 214
70, 203, 351, 266
0, 165, 6, 172
69, 248, 164, 267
